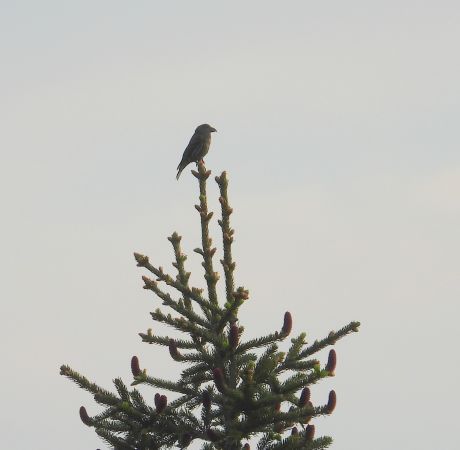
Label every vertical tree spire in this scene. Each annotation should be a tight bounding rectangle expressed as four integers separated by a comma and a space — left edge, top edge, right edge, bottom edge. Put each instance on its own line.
193, 162, 220, 307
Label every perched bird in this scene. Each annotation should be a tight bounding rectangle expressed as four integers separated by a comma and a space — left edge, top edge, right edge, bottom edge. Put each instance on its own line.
176, 124, 217, 179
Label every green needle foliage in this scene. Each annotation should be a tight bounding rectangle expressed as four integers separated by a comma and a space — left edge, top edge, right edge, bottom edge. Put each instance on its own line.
60, 162, 360, 450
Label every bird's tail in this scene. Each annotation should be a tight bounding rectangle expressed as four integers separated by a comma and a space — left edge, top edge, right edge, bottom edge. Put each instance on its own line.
176, 163, 185, 180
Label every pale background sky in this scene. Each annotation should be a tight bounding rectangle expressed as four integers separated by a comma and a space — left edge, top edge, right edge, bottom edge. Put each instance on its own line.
1, 1, 459, 449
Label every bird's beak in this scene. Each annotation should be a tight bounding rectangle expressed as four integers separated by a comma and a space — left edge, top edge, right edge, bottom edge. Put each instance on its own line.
211, 127, 217, 132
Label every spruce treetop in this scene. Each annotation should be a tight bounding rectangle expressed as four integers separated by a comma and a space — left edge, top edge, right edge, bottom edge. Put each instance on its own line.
61, 162, 360, 449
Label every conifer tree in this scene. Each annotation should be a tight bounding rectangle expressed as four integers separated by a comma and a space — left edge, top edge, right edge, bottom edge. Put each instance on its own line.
60, 162, 360, 449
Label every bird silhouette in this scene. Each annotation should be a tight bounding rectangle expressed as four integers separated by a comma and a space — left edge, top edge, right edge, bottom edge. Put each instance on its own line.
176, 124, 217, 179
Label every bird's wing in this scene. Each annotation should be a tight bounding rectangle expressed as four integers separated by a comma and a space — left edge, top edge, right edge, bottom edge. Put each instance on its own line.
189, 140, 205, 161
181, 132, 204, 163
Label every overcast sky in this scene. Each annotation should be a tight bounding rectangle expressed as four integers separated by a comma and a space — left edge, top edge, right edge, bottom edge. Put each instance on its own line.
1, 1, 459, 449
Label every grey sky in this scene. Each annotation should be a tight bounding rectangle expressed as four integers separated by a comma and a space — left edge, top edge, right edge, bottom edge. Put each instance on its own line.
1, 1, 459, 449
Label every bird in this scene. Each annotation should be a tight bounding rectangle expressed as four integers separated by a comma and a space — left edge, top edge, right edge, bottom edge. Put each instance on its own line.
176, 124, 217, 179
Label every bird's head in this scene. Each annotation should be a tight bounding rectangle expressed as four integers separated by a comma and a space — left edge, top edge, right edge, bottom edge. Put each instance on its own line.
196, 123, 217, 134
